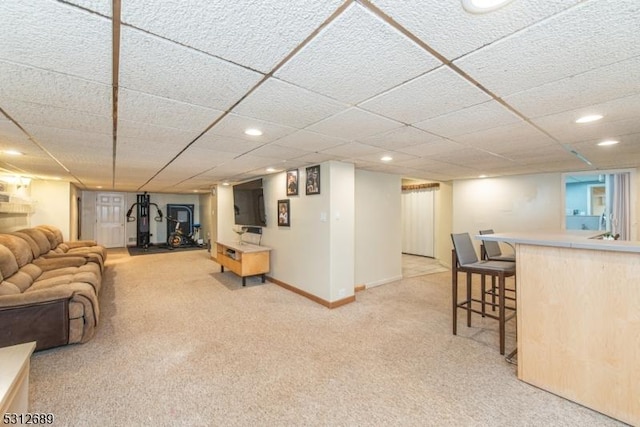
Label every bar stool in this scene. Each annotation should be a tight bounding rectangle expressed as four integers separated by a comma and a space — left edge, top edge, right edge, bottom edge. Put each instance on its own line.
479, 229, 516, 312
451, 233, 516, 355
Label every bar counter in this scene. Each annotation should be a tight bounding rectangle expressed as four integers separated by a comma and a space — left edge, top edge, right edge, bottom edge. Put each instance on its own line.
479, 231, 640, 425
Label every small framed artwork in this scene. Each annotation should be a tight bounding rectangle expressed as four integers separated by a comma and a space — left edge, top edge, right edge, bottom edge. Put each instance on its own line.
286, 169, 299, 196
305, 165, 320, 195
277, 199, 290, 227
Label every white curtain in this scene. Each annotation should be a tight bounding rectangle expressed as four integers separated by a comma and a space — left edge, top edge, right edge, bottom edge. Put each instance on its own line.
609, 172, 631, 240
401, 189, 435, 257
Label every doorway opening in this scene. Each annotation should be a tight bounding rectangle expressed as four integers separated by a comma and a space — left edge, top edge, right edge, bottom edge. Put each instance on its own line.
563, 169, 634, 239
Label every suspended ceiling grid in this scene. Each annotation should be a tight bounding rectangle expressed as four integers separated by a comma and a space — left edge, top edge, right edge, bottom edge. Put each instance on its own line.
0, 0, 638, 193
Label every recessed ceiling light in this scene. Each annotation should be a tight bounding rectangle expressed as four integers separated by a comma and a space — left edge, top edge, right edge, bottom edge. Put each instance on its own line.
266, 167, 276, 173
575, 114, 603, 124
479, 174, 488, 178
462, 0, 514, 14
244, 128, 263, 136
597, 140, 619, 146
380, 155, 393, 162
96, 186, 103, 189
3, 150, 23, 156
222, 182, 230, 186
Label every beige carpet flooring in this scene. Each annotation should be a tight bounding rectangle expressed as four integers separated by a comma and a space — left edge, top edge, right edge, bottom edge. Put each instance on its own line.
28, 249, 625, 426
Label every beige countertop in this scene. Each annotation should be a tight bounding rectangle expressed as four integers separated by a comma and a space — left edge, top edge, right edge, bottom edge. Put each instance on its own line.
216, 241, 272, 253
476, 230, 640, 253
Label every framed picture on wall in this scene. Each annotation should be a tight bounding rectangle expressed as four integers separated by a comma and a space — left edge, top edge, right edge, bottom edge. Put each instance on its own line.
305, 165, 320, 195
286, 169, 298, 196
277, 199, 290, 227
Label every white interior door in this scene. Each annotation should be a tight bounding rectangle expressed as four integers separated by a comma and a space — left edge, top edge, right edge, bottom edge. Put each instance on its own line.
96, 193, 125, 248
402, 189, 435, 257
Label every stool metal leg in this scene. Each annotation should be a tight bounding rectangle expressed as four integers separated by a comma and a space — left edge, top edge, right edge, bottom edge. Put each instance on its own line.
499, 272, 506, 355
452, 250, 458, 336
466, 272, 472, 327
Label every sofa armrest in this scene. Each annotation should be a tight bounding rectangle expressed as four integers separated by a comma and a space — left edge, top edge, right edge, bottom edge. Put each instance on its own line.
0, 283, 99, 350
66, 240, 98, 249
33, 255, 87, 271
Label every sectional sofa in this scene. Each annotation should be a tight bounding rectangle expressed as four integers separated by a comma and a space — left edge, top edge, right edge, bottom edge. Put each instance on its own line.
0, 225, 106, 351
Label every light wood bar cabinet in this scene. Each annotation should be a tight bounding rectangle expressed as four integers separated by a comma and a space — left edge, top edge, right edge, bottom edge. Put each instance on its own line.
215, 241, 271, 286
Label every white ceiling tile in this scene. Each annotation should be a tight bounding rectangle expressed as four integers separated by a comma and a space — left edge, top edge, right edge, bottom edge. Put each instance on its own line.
350, 151, 418, 165
452, 122, 556, 155
455, 0, 640, 96
116, 137, 182, 162
120, 27, 263, 111
193, 133, 263, 155
371, 0, 580, 59
206, 155, 278, 177
307, 108, 403, 140
505, 57, 640, 118
119, 89, 223, 131
117, 120, 201, 145
357, 126, 443, 150
65, 163, 112, 177
1, 156, 69, 178
566, 133, 640, 165
0, 1, 111, 83
360, 67, 490, 123
63, 0, 111, 16
0, 119, 32, 148
2, 101, 111, 135
250, 144, 311, 161
414, 101, 522, 138
26, 125, 112, 158
206, 114, 299, 144
233, 79, 348, 129
436, 149, 514, 169
397, 139, 464, 157
274, 130, 348, 152
408, 160, 480, 179
319, 142, 381, 158
289, 152, 337, 166
502, 144, 587, 171
122, 0, 344, 73
533, 93, 640, 139
0, 61, 111, 116
275, 3, 441, 104
162, 148, 235, 171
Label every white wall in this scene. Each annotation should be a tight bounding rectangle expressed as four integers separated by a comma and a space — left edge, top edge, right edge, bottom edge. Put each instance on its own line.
328, 161, 355, 300
261, 163, 332, 301
453, 173, 563, 252
355, 170, 402, 288
216, 162, 358, 303
434, 181, 453, 266
216, 185, 236, 244
31, 180, 72, 239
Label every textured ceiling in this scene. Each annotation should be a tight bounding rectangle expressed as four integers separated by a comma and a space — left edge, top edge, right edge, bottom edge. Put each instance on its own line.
0, 0, 638, 193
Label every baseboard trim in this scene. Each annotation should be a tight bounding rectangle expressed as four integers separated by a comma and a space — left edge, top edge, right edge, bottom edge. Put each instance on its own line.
365, 275, 403, 288
266, 276, 356, 309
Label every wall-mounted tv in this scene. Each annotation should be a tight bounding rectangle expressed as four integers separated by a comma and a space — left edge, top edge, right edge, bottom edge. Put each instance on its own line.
233, 178, 266, 227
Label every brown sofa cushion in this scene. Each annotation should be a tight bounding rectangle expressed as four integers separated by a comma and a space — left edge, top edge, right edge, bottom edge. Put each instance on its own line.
16, 228, 52, 256
0, 234, 33, 267
4, 270, 37, 293
0, 281, 20, 296
0, 245, 19, 280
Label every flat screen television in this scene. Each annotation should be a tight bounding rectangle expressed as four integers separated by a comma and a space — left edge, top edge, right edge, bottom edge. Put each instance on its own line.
233, 179, 266, 227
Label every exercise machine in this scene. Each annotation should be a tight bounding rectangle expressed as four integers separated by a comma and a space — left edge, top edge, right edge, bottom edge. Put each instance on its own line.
167, 217, 202, 249
126, 192, 164, 249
